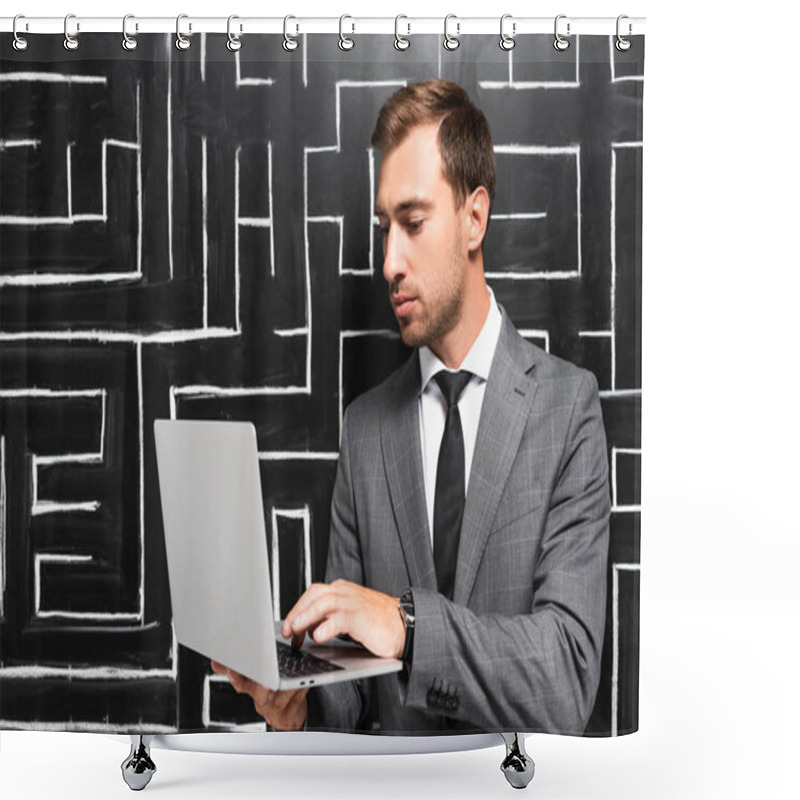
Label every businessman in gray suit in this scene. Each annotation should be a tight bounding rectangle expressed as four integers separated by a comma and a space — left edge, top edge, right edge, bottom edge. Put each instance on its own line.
213, 79, 610, 735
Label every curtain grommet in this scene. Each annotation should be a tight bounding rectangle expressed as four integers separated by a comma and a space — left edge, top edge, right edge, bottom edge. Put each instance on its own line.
176, 13, 191, 51
616, 15, 632, 51
394, 15, 410, 51
499, 14, 515, 51
443, 14, 460, 51
13, 14, 29, 51
339, 14, 355, 51
283, 15, 299, 51
553, 14, 570, 51
122, 14, 138, 51
227, 15, 242, 52
63, 13, 79, 51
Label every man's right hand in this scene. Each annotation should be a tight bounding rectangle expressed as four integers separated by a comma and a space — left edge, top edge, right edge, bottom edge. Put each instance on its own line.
210, 660, 309, 731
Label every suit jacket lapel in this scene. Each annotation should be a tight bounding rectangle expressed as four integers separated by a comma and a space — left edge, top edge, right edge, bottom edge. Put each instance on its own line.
380, 353, 439, 591
454, 313, 539, 606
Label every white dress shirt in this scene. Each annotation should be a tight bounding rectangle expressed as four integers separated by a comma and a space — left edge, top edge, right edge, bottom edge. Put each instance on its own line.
417, 289, 503, 544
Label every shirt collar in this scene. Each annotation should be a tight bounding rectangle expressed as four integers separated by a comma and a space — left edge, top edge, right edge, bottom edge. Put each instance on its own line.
418, 287, 502, 394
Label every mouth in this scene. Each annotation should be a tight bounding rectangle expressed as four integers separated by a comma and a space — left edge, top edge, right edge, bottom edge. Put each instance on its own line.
391, 296, 416, 318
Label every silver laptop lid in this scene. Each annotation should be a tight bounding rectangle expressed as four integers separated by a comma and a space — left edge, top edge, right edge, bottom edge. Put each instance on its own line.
154, 419, 281, 688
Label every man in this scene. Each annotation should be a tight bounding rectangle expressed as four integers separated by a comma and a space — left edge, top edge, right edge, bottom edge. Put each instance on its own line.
213, 79, 610, 735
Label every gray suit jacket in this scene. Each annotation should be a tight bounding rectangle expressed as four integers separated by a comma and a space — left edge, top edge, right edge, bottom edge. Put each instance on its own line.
308, 310, 610, 735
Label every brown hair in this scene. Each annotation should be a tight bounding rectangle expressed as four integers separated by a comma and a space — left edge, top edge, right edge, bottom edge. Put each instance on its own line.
371, 79, 496, 212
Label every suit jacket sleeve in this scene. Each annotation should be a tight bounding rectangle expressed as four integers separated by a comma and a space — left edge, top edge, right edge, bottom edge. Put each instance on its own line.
305, 406, 368, 732
405, 370, 610, 734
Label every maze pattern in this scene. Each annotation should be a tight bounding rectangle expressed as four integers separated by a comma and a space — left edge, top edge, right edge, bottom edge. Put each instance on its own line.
0, 32, 643, 735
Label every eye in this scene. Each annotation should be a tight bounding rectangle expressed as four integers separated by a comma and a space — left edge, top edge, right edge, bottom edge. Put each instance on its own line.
406, 218, 424, 233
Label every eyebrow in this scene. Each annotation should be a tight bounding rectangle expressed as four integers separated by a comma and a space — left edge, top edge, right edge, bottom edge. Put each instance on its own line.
374, 197, 434, 218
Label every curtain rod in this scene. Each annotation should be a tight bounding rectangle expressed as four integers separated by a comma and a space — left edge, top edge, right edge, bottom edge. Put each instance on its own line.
1, 16, 646, 37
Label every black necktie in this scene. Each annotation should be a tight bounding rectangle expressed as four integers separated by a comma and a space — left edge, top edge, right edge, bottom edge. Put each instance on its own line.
432, 370, 472, 600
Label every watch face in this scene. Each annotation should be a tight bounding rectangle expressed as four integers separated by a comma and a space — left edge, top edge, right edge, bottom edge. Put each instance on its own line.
400, 591, 414, 622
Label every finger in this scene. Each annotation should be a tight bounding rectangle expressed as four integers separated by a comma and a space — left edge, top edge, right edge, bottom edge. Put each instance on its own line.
252, 688, 277, 715
283, 688, 310, 727
210, 660, 227, 674
286, 583, 329, 618
252, 688, 304, 727
227, 670, 247, 693
288, 591, 345, 636
310, 610, 350, 644
289, 620, 323, 649
270, 687, 304, 715
217, 665, 245, 692
271, 689, 310, 731
284, 584, 330, 632
228, 671, 267, 704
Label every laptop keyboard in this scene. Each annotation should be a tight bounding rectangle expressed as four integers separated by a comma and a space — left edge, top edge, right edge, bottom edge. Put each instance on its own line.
276, 641, 345, 679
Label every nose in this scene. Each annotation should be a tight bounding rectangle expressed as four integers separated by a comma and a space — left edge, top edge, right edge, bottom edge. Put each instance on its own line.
382, 225, 406, 286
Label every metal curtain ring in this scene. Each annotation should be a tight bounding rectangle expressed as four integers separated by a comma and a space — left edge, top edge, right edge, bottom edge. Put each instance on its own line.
616, 15, 632, 51
63, 13, 79, 51
499, 14, 515, 51
443, 14, 460, 51
12, 14, 29, 51
283, 15, 299, 51
122, 14, 138, 51
394, 15, 410, 51
553, 14, 570, 51
339, 14, 354, 51
176, 13, 191, 50
227, 15, 242, 51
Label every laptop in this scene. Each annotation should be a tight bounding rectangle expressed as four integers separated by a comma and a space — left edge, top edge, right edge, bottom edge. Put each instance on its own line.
154, 419, 402, 691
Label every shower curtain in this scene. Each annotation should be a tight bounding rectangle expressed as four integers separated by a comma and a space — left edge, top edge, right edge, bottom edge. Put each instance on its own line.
0, 24, 643, 737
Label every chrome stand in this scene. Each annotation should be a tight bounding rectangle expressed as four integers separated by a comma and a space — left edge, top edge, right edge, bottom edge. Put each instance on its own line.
118, 732, 530, 790
121, 735, 157, 791
500, 733, 535, 789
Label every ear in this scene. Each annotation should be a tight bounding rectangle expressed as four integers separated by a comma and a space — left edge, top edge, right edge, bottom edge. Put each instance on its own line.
465, 186, 491, 253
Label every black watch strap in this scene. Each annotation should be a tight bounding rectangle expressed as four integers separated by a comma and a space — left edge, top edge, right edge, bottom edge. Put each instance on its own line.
399, 589, 415, 666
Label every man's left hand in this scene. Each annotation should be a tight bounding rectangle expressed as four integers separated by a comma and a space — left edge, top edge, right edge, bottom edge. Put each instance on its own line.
282, 579, 405, 660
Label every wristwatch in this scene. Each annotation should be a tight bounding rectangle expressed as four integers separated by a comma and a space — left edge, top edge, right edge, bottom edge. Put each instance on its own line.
398, 589, 415, 666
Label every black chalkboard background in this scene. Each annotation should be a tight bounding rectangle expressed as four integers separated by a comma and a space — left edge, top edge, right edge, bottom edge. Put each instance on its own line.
0, 32, 642, 735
